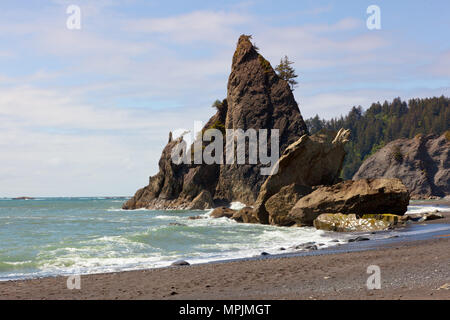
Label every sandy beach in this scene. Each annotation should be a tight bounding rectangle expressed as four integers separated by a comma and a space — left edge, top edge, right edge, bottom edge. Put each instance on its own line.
1, 212, 449, 300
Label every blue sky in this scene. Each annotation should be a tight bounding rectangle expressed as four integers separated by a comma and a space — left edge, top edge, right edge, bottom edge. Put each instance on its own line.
0, 0, 449, 196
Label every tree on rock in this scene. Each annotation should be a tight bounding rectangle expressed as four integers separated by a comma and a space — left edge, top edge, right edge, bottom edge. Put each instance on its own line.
211, 99, 222, 110
275, 55, 298, 91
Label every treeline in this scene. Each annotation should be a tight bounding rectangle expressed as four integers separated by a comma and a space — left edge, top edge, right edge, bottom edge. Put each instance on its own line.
305, 96, 450, 179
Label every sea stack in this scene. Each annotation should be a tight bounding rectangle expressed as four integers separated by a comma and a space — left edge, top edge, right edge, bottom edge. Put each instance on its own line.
123, 35, 308, 210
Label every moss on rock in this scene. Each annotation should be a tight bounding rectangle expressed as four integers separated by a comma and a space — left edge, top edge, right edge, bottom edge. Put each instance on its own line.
258, 55, 272, 73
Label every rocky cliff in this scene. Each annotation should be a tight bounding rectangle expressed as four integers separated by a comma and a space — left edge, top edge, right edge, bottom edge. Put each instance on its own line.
353, 133, 450, 199
123, 35, 309, 210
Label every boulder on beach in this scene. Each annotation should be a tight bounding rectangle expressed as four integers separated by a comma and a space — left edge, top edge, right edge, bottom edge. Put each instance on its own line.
348, 236, 370, 242
288, 178, 410, 226
171, 260, 190, 266
264, 184, 312, 226
292, 242, 318, 251
313, 213, 404, 232
253, 128, 350, 224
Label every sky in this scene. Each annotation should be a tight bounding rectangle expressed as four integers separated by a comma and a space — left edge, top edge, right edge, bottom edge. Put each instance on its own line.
0, 0, 449, 197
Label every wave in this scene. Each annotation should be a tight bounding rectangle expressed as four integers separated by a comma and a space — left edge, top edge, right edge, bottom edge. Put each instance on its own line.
107, 207, 152, 212
0, 261, 38, 272
229, 202, 247, 210
406, 205, 449, 214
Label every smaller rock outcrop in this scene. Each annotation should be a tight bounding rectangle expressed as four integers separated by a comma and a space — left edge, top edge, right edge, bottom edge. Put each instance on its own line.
12, 197, 35, 200
210, 206, 259, 223
288, 178, 410, 226
210, 207, 236, 219
231, 207, 259, 224
353, 133, 450, 199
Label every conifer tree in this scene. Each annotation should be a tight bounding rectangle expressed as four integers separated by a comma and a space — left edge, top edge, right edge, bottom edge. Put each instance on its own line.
275, 55, 298, 91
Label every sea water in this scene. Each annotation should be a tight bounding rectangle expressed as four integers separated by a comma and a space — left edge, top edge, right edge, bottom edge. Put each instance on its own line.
0, 197, 447, 281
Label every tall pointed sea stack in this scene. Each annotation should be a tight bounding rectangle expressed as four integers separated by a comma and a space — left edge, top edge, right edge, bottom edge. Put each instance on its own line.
214, 35, 309, 204
123, 35, 308, 210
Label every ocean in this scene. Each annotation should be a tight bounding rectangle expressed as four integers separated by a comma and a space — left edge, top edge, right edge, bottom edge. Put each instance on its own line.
0, 197, 447, 281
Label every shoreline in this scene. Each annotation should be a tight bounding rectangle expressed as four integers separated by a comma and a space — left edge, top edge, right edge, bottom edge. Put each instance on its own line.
1, 212, 449, 300
1, 209, 448, 283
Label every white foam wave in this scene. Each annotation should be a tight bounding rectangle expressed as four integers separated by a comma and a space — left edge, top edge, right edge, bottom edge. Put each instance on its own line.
229, 202, 247, 210
107, 207, 152, 212
0, 200, 350, 281
154, 215, 180, 220
406, 205, 448, 214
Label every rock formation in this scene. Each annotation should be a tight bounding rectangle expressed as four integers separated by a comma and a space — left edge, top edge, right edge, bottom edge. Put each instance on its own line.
264, 184, 312, 226
123, 35, 308, 210
287, 178, 410, 226
214, 35, 309, 204
231, 207, 259, 224
210, 207, 236, 219
353, 133, 450, 199
123, 34, 413, 234
252, 128, 350, 224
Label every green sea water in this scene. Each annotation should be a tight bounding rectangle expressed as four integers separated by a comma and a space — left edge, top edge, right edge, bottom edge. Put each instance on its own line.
0, 198, 446, 280
0, 197, 346, 280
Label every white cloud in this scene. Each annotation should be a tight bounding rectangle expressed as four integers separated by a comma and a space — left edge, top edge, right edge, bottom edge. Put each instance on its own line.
123, 10, 250, 45
0, 85, 215, 197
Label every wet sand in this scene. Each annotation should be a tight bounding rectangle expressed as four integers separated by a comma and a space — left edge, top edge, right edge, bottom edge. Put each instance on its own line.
1, 213, 449, 300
